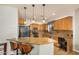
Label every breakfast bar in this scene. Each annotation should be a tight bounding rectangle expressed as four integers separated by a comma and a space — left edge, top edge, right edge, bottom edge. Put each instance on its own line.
8, 37, 53, 55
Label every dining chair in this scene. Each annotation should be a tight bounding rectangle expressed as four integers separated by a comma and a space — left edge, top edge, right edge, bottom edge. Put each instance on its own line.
19, 43, 33, 55
0, 43, 7, 55
10, 41, 18, 50
10, 41, 18, 55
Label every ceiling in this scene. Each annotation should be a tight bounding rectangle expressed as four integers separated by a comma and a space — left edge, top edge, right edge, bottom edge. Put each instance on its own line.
0, 4, 79, 22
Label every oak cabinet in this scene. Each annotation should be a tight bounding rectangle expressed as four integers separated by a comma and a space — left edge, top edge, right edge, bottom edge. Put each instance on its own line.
52, 16, 73, 53
29, 23, 50, 37
53, 16, 72, 30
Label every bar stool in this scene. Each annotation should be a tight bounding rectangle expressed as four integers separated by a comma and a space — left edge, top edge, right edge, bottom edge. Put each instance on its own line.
10, 41, 17, 50
0, 43, 7, 55
10, 41, 18, 55
19, 43, 33, 55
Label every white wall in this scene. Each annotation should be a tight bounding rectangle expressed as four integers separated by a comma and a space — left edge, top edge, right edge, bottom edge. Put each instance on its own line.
0, 6, 18, 43
73, 8, 79, 52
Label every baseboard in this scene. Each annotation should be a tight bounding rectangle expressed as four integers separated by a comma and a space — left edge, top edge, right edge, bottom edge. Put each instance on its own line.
73, 49, 79, 53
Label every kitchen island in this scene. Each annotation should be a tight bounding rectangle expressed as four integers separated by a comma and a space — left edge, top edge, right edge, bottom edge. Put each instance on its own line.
8, 37, 53, 55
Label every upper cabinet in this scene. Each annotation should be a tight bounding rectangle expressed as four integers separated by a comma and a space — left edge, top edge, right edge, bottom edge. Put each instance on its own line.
29, 23, 48, 31
52, 16, 72, 30
29, 23, 50, 37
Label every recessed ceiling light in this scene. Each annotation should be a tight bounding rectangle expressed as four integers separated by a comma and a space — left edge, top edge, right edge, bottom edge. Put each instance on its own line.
52, 13, 56, 16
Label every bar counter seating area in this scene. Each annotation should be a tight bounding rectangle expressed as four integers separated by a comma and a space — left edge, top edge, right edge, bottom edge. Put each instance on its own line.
0, 4, 79, 55
7, 37, 53, 55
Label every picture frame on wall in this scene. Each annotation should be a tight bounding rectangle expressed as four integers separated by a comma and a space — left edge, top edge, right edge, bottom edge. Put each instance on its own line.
19, 26, 30, 37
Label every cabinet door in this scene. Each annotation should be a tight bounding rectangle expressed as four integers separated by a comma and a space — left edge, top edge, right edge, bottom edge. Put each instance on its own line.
58, 20, 64, 30
39, 43, 53, 55
53, 19, 64, 30
30, 43, 53, 55
30, 45, 40, 55
53, 16, 72, 30
63, 17, 72, 30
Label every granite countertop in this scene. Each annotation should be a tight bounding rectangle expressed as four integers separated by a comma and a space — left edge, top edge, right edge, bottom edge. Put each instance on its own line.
8, 37, 53, 45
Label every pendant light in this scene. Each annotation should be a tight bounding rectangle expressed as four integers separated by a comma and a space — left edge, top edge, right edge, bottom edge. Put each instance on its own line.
42, 4, 46, 23
24, 7, 27, 24
32, 4, 35, 23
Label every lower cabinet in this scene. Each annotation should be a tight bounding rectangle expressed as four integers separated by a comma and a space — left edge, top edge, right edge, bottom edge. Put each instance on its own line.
30, 43, 53, 55
30, 45, 40, 55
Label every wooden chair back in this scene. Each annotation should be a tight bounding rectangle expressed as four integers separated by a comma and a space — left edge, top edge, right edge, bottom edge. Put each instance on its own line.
19, 43, 33, 55
10, 41, 18, 50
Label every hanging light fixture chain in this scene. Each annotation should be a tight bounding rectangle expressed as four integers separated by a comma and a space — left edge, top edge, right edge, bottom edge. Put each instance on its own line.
24, 7, 27, 20
43, 4, 45, 20
32, 4, 35, 20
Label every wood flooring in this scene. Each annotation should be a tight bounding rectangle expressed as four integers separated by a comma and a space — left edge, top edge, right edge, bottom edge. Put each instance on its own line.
54, 46, 79, 55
